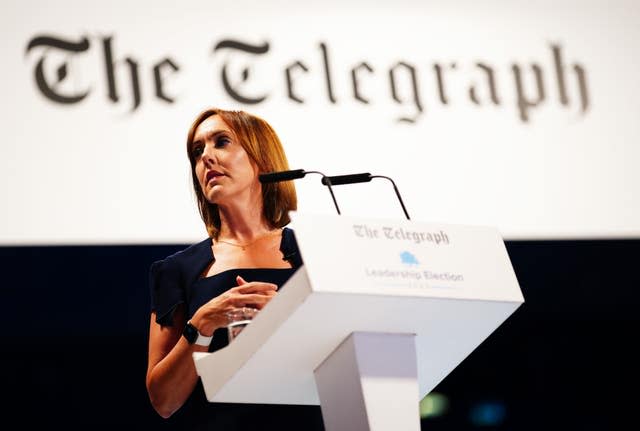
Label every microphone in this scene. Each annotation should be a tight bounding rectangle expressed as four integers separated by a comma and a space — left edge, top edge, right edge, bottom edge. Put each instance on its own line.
320, 172, 372, 186
259, 169, 341, 215
258, 169, 306, 183
321, 172, 411, 220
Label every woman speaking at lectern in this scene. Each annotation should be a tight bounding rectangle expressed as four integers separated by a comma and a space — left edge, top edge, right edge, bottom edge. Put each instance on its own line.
145, 108, 323, 430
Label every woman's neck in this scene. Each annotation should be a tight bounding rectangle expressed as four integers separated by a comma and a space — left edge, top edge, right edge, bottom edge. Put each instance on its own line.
216, 197, 273, 242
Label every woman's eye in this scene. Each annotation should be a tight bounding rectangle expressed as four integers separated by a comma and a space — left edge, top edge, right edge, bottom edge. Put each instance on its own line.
192, 146, 204, 158
215, 136, 230, 148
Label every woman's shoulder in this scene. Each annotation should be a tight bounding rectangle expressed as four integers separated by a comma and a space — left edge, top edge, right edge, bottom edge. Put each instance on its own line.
148, 238, 213, 323
165, 237, 212, 263
150, 237, 212, 276
280, 226, 303, 268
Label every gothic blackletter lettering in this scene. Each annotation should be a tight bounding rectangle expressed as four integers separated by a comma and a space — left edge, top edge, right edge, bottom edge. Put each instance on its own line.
153, 58, 179, 103
551, 44, 569, 106
351, 62, 374, 104
389, 61, 424, 123
512, 63, 545, 122
469, 63, 500, 105
433, 63, 456, 105
551, 44, 590, 114
319, 42, 337, 104
572, 64, 589, 114
285, 61, 308, 103
213, 39, 269, 104
25, 35, 91, 104
102, 37, 141, 111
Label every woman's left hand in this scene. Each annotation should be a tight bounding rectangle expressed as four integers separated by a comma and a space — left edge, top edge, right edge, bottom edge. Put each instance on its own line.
234, 275, 277, 309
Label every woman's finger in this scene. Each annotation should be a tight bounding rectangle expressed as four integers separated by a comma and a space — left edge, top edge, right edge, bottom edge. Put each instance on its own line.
232, 292, 276, 309
235, 280, 277, 294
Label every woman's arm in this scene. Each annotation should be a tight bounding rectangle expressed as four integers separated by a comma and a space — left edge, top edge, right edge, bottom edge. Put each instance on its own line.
146, 305, 206, 418
145, 277, 277, 418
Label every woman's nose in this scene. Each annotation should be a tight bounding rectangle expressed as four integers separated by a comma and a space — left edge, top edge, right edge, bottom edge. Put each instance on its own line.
201, 144, 218, 165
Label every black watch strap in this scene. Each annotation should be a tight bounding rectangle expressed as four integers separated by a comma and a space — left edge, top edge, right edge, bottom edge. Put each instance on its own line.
183, 321, 213, 346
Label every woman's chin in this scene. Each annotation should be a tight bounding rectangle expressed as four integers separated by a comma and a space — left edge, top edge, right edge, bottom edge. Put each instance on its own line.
205, 188, 225, 204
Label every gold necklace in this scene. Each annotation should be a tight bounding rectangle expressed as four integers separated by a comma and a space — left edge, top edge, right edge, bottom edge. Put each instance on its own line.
216, 230, 281, 251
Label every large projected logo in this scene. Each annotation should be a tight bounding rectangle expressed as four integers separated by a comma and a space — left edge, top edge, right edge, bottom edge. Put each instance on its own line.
25, 34, 590, 123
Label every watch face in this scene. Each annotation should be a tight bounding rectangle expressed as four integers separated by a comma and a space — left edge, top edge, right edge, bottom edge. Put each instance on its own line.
183, 322, 198, 344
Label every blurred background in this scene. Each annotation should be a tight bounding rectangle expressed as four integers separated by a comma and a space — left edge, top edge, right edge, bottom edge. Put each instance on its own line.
2, 1, 638, 429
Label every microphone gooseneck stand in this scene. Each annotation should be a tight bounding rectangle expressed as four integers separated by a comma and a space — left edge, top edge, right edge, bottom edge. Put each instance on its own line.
321, 173, 411, 220
259, 169, 341, 215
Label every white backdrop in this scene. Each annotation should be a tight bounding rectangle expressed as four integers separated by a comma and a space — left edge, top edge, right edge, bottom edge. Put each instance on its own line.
2, 0, 639, 244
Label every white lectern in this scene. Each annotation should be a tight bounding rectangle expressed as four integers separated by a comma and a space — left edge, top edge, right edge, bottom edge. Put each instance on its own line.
193, 213, 524, 430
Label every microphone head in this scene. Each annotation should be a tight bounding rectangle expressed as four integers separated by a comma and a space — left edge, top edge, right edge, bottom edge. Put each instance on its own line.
321, 173, 372, 186
259, 169, 306, 183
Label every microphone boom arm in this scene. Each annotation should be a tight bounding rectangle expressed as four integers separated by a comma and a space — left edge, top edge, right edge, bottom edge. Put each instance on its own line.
321, 172, 411, 220
370, 175, 411, 220
259, 169, 341, 215
305, 171, 341, 215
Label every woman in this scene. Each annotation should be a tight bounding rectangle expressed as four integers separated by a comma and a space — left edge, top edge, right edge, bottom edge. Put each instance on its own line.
146, 108, 323, 430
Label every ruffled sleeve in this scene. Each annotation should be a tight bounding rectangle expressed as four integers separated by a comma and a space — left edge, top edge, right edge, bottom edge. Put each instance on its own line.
148, 238, 213, 326
149, 256, 185, 327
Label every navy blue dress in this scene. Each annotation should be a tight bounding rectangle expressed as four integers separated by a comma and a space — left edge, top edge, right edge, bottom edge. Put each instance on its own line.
149, 228, 324, 430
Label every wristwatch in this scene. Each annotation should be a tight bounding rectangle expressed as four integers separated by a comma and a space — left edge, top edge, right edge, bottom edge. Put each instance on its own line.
183, 320, 213, 347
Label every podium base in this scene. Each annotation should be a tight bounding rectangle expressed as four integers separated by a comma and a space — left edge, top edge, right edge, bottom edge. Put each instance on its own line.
314, 332, 420, 431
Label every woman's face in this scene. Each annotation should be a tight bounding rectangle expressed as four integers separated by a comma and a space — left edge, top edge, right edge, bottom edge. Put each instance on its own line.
192, 115, 260, 206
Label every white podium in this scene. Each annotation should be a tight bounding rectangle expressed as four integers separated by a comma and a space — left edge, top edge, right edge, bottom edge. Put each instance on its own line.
193, 213, 524, 430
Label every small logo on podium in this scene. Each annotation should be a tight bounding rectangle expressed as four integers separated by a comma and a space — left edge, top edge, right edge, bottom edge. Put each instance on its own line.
400, 251, 419, 266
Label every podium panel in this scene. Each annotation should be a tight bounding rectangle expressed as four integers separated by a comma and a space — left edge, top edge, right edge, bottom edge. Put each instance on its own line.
194, 213, 524, 406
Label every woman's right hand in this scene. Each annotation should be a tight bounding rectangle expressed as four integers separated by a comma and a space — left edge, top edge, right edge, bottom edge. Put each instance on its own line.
189, 275, 277, 336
